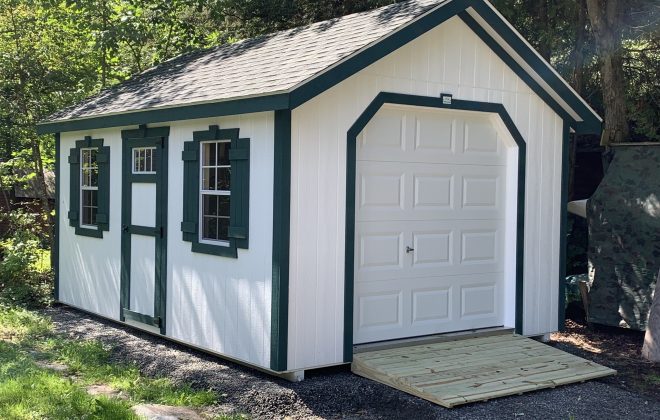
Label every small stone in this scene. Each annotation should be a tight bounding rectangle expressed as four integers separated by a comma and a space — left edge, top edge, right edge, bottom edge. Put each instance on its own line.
86, 384, 128, 400
35, 361, 68, 373
132, 404, 203, 420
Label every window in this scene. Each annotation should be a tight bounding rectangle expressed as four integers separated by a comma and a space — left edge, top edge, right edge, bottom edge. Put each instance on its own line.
200, 141, 231, 244
80, 148, 99, 228
133, 147, 157, 174
181, 125, 250, 257
68, 136, 110, 238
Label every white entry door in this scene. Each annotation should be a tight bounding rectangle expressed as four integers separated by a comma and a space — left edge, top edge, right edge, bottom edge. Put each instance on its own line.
354, 105, 513, 344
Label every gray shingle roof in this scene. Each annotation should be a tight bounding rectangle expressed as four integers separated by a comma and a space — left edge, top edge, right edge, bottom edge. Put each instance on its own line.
48, 0, 447, 122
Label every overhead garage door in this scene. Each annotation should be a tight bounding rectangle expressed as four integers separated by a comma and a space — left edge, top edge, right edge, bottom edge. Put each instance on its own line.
354, 105, 512, 344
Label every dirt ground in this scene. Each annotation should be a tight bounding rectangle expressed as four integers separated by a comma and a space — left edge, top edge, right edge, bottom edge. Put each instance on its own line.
551, 317, 660, 402
46, 306, 660, 419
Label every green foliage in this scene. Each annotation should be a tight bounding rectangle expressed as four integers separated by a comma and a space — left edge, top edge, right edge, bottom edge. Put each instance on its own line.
42, 338, 216, 407
0, 305, 221, 418
0, 210, 53, 308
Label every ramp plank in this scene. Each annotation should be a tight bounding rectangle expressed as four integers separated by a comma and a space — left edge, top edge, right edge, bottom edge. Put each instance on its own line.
352, 334, 616, 408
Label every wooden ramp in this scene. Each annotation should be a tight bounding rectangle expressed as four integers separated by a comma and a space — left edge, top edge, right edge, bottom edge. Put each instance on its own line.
352, 334, 616, 408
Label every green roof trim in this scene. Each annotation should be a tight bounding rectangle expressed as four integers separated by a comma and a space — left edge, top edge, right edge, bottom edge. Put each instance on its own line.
37, 0, 601, 136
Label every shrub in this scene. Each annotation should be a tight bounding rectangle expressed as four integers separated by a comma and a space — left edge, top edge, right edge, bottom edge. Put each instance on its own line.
0, 210, 53, 307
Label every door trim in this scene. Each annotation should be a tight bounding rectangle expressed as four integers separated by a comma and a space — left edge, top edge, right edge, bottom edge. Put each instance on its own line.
120, 125, 170, 335
343, 92, 527, 362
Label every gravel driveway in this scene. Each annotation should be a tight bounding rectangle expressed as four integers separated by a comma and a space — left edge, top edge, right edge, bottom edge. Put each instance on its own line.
46, 306, 659, 419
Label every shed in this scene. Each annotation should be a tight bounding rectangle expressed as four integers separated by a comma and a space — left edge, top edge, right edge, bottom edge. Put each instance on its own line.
39, 0, 602, 379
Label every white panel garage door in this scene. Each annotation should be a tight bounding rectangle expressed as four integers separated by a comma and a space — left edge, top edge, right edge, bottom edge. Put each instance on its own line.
354, 105, 510, 344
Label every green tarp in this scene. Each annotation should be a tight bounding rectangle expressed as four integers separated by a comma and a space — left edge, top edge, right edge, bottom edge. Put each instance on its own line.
587, 145, 660, 330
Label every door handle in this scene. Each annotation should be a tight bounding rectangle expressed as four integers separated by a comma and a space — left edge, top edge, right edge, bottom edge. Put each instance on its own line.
406, 246, 415, 254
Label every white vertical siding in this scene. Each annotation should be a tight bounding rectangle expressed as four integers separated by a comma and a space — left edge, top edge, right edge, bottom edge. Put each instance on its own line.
167, 112, 273, 368
59, 129, 123, 319
59, 113, 274, 369
288, 16, 564, 369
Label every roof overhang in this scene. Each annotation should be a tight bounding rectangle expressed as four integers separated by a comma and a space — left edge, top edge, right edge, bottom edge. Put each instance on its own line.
38, 0, 602, 135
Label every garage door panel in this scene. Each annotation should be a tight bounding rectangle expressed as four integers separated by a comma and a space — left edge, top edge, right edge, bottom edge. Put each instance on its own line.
356, 220, 505, 282
358, 231, 404, 272
355, 274, 504, 343
358, 108, 506, 166
354, 106, 511, 344
357, 162, 506, 221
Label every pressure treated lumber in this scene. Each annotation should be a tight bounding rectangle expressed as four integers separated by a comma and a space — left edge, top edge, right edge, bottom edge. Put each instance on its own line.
352, 334, 616, 408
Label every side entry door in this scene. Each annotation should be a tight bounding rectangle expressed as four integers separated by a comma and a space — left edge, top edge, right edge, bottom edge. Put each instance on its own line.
120, 126, 169, 334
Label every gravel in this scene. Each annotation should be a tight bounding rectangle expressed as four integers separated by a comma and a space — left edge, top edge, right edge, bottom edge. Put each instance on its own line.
46, 306, 660, 419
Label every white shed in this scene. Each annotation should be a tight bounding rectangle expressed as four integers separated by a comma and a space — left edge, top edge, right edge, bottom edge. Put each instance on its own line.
39, 0, 602, 378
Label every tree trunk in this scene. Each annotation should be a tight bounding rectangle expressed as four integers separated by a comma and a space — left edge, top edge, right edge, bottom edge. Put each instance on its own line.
30, 138, 54, 248
585, 0, 629, 146
536, 0, 551, 61
642, 270, 660, 362
568, 0, 588, 201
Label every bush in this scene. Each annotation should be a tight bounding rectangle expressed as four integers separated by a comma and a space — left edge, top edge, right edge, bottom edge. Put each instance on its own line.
0, 210, 53, 307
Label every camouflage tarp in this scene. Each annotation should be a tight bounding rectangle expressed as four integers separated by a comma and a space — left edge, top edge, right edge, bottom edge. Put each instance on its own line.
587, 145, 660, 330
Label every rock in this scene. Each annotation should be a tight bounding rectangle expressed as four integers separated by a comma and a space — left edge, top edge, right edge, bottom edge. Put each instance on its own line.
131, 404, 203, 420
86, 384, 128, 400
35, 361, 68, 373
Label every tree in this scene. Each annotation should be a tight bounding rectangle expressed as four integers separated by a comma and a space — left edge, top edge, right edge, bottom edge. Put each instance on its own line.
585, 0, 629, 146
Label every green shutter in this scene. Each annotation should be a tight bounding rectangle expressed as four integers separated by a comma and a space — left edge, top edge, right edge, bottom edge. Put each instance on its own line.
68, 148, 79, 226
228, 138, 250, 249
97, 146, 110, 231
181, 141, 198, 242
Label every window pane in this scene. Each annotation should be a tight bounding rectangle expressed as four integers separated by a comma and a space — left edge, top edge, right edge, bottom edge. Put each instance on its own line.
203, 216, 218, 240
203, 194, 218, 216
218, 195, 230, 217
203, 143, 216, 166
202, 168, 216, 191
217, 168, 231, 191
218, 218, 229, 241
90, 168, 98, 187
146, 149, 152, 172
217, 142, 230, 166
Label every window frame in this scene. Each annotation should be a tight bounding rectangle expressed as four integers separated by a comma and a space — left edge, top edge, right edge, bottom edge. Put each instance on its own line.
79, 147, 99, 230
132, 146, 157, 174
198, 139, 232, 247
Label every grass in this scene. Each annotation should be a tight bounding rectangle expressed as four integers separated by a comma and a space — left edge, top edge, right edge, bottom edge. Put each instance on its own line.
0, 305, 239, 419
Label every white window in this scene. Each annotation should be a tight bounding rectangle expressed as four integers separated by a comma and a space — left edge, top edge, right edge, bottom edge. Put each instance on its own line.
200, 140, 231, 244
133, 147, 157, 174
80, 148, 99, 228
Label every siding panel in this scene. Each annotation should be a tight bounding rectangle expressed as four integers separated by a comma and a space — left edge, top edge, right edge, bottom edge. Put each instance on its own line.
288, 16, 563, 369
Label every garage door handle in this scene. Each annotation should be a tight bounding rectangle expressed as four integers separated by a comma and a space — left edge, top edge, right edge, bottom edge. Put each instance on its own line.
406, 246, 414, 254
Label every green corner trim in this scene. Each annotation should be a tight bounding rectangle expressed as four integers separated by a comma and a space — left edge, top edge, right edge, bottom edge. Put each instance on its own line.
271, 109, 291, 372
343, 92, 527, 362
37, 94, 289, 135
468, 1, 602, 134
68, 136, 110, 238
54, 133, 61, 301
181, 124, 250, 258
37, 1, 600, 139
120, 126, 169, 335
558, 121, 571, 331
288, 0, 471, 109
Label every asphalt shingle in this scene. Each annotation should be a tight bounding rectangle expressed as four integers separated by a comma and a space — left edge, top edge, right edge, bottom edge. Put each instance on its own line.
47, 0, 448, 122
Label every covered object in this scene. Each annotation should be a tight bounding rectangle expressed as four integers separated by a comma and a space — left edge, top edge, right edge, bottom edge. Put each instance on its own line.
588, 145, 660, 330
